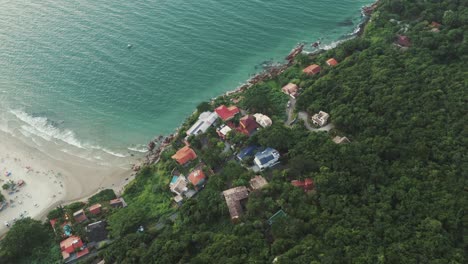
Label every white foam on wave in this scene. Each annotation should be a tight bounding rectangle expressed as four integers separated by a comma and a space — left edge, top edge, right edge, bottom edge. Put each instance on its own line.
10, 109, 85, 149
128, 145, 148, 153
9, 109, 130, 159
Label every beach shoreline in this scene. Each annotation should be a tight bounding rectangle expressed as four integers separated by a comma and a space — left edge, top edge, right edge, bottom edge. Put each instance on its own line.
0, 131, 134, 236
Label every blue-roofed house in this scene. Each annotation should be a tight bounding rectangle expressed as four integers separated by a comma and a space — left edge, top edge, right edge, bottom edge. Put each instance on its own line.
236, 146, 258, 161
254, 148, 280, 170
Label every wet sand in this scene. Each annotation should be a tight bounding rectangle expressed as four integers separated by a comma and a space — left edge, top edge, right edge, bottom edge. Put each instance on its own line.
0, 131, 134, 236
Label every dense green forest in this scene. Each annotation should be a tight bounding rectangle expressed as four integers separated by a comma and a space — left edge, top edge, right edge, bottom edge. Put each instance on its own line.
1, 0, 466, 263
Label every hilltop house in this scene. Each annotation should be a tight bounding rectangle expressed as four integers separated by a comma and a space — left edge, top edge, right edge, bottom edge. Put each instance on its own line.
188, 169, 206, 191
326, 58, 338, 66
223, 186, 249, 221
333, 136, 350, 144
253, 113, 272, 128
73, 209, 88, 224
254, 148, 280, 170
171, 146, 197, 165
238, 115, 258, 136
215, 105, 240, 121
186, 111, 218, 136
303, 64, 321, 75
311, 111, 329, 127
60, 236, 89, 263
281, 83, 299, 98
249, 175, 268, 190
88, 204, 102, 215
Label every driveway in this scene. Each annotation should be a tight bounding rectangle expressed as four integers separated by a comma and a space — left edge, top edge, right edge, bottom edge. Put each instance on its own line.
285, 97, 296, 125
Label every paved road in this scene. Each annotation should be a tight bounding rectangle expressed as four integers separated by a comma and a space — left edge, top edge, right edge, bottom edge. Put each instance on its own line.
285, 97, 296, 125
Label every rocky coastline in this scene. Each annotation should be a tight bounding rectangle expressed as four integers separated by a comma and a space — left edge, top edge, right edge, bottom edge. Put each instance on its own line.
137, 1, 379, 170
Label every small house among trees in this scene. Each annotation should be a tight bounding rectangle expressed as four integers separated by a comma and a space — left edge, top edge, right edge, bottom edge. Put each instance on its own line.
281, 83, 299, 98
249, 175, 268, 190
303, 64, 321, 75
223, 186, 249, 222
311, 111, 330, 127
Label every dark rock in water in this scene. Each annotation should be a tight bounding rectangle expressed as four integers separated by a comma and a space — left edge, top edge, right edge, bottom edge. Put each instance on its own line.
337, 18, 354, 27
148, 141, 156, 151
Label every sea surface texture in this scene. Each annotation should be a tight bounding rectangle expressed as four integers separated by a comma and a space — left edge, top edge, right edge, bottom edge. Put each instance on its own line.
0, 0, 372, 161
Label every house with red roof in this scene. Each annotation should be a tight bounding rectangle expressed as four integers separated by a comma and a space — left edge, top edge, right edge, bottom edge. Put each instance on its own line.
171, 146, 197, 165
88, 203, 102, 215
396, 35, 411, 47
215, 105, 240, 121
303, 64, 321, 75
73, 209, 88, 224
60, 236, 89, 262
188, 169, 206, 190
237, 115, 258, 136
291, 178, 314, 192
326, 58, 338, 66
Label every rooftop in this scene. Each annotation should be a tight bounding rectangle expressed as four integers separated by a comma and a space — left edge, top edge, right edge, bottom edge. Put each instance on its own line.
326, 58, 338, 66
188, 169, 206, 187
171, 146, 197, 165
223, 186, 249, 220
215, 105, 240, 121
303, 64, 321, 75
249, 175, 268, 190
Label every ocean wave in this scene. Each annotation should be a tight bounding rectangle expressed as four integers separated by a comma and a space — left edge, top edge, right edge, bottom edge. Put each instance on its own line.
10, 109, 85, 149
10, 109, 130, 158
95, 147, 129, 158
128, 145, 148, 153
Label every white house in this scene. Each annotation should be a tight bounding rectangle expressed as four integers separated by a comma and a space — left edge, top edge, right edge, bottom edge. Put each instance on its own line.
254, 148, 280, 170
186, 111, 218, 136
169, 175, 188, 196
253, 113, 272, 128
311, 111, 330, 127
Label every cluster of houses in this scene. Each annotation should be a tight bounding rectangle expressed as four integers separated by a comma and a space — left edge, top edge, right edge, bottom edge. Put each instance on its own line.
51, 197, 126, 263
168, 102, 280, 205
280, 58, 340, 128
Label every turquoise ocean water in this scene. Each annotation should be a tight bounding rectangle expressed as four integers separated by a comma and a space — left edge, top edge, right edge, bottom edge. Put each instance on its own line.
0, 0, 372, 162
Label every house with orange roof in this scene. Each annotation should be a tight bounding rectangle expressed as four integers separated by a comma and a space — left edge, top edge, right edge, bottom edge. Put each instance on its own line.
171, 145, 197, 165
326, 58, 338, 66
215, 105, 240, 121
281, 83, 299, 98
188, 169, 206, 190
60, 236, 89, 263
303, 64, 321, 75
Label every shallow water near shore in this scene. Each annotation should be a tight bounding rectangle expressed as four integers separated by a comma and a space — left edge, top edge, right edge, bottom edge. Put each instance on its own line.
0, 0, 373, 161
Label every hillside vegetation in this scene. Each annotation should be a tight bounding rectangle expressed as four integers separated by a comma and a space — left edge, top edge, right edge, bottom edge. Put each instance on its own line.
1, 0, 466, 263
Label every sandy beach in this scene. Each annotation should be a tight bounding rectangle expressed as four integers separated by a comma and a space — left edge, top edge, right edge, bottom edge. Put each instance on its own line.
0, 131, 135, 236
